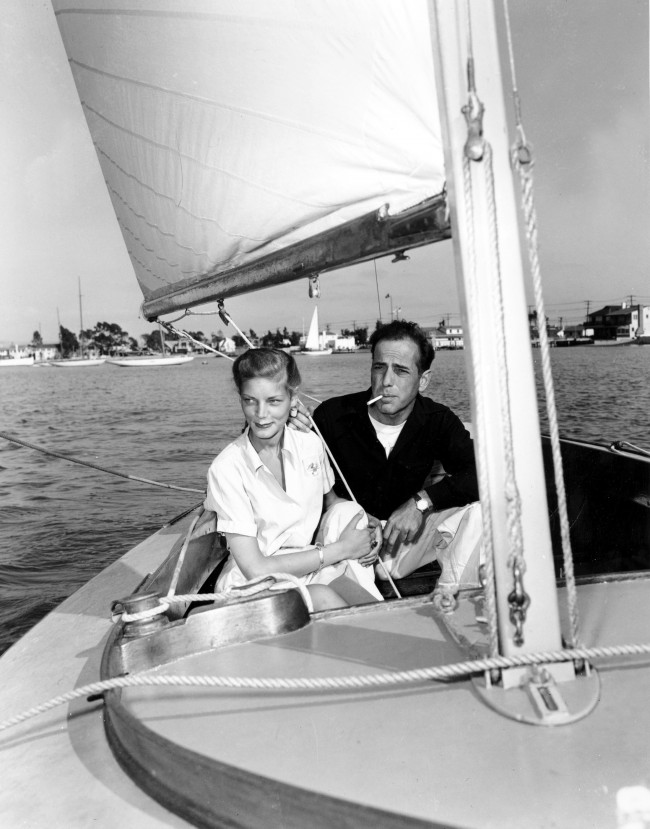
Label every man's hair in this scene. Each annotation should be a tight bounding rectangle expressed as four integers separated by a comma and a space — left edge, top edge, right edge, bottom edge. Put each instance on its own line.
369, 320, 434, 373
232, 348, 301, 393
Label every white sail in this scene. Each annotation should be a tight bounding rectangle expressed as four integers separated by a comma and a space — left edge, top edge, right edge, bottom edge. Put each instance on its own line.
305, 307, 320, 351
51, 0, 445, 315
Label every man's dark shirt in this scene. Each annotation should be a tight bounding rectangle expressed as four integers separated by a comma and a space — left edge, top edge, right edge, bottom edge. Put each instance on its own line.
313, 389, 479, 520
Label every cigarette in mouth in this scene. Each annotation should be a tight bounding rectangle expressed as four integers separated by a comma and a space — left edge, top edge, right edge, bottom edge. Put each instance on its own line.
367, 395, 383, 406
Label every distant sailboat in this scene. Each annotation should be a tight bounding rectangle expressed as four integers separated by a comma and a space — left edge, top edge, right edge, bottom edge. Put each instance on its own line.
0, 345, 35, 367
107, 322, 193, 367
49, 282, 105, 367
300, 306, 332, 355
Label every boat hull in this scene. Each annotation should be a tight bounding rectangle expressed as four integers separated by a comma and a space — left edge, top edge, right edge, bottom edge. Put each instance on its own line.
0, 357, 35, 367
49, 358, 106, 367
107, 356, 194, 367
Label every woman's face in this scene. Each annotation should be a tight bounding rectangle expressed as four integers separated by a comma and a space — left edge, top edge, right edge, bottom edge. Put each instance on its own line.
239, 374, 295, 446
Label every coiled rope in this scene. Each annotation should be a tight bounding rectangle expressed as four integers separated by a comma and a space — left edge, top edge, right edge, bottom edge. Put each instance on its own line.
0, 431, 205, 495
1, 642, 648, 734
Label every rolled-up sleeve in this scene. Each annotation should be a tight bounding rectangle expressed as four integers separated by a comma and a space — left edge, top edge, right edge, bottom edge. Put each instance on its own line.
205, 456, 258, 537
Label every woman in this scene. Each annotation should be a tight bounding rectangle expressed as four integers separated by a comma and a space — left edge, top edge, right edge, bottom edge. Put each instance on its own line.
205, 348, 383, 610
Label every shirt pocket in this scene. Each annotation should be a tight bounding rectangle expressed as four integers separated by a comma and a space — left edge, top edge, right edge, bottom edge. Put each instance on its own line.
302, 455, 322, 477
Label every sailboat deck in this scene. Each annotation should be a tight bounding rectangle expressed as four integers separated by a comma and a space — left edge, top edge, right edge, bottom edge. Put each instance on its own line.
115, 577, 650, 829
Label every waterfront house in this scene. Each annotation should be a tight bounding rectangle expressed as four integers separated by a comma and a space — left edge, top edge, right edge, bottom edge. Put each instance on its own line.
429, 324, 464, 350
586, 303, 647, 342
31, 343, 60, 362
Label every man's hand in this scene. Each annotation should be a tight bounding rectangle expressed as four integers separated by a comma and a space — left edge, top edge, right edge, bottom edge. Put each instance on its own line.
287, 398, 312, 432
382, 499, 424, 555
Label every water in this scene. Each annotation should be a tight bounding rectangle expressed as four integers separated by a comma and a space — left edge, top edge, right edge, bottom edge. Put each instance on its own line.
0, 346, 648, 654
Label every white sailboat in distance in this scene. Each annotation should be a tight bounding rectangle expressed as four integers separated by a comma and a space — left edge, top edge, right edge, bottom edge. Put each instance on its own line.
300, 306, 332, 355
49, 281, 105, 367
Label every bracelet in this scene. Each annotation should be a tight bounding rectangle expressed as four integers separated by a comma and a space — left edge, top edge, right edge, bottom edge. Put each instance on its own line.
314, 543, 325, 571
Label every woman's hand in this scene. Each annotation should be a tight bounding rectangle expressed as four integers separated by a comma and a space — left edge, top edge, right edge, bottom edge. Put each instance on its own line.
357, 514, 382, 567
336, 511, 374, 561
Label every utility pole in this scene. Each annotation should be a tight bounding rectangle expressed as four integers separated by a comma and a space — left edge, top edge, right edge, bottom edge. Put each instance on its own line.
585, 300, 590, 321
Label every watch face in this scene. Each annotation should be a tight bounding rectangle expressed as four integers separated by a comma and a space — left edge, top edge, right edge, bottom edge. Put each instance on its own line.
415, 498, 428, 512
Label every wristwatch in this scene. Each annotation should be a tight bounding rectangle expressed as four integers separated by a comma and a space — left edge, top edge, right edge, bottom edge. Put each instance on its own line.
412, 492, 431, 513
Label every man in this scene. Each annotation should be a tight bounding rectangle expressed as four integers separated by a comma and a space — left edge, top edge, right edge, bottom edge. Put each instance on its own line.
291, 320, 482, 588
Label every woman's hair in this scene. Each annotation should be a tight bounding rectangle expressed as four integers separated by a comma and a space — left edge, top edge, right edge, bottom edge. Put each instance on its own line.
232, 348, 301, 394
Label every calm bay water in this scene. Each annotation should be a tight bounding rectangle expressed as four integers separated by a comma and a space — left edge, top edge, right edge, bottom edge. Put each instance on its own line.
0, 346, 648, 654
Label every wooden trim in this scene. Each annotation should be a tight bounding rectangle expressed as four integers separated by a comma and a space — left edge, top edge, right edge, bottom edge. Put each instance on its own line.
141, 195, 450, 320
104, 695, 446, 829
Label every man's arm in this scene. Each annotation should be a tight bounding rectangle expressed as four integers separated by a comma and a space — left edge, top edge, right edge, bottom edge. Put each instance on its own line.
422, 416, 479, 510
382, 412, 478, 554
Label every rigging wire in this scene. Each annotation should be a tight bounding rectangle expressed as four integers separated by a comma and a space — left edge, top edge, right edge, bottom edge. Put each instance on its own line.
0, 432, 205, 495
502, 0, 580, 648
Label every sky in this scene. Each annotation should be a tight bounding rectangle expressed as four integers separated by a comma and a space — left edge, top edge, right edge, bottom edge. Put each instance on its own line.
1, 0, 648, 346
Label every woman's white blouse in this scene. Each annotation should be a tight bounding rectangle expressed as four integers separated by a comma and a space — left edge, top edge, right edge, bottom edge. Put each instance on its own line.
205, 427, 335, 557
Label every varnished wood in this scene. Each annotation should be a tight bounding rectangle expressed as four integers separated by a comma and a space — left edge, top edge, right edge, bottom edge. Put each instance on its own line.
141, 195, 450, 320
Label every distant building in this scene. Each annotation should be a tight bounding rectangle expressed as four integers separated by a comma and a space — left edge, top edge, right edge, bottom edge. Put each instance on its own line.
586, 303, 647, 341
0, 344, 32, 359
428, 324, 464, 350
299, 331, 357, 351
166, 338, 210, 354
31, 344, 59, 362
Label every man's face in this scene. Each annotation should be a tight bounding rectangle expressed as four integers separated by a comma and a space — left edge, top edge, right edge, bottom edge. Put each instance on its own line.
370, 338, 430, 424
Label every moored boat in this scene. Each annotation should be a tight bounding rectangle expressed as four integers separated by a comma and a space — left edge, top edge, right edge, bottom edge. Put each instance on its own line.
106, 354, 194, 367
1, 2, 649, 828
0, 353, 35, 367
49, 356, 106, 367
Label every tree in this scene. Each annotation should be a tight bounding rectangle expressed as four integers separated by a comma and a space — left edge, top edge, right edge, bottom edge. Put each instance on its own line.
92, 322, 130, 354
31, 330, 43, 347
142, 330, 164, 352
59, 325, 79, 357
354, 326, 368, 345
261, 329, 284, 347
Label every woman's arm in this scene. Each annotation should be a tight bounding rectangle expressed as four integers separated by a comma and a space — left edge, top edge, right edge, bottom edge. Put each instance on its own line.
225, 510, 372, 581
323, 490, 383, 558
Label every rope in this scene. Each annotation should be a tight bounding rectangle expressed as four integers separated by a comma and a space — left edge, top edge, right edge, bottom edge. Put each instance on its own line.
216, 302, 256, 349
502, 0, 580, 648
461, 151, 500, 659
482, 144, 526, 582
308, 414, 402, 599
459, 4, 500, 657
0, 431, 205, 495
2, 641, 648, 734
153, 573, 315, 616
158, 320, 235, 362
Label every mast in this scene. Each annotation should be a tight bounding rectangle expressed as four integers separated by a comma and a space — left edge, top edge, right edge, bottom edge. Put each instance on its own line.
78, 277, 85, 359
56, 307, 63, 358
428, 1, 567, 675
158, 322, 166, 356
